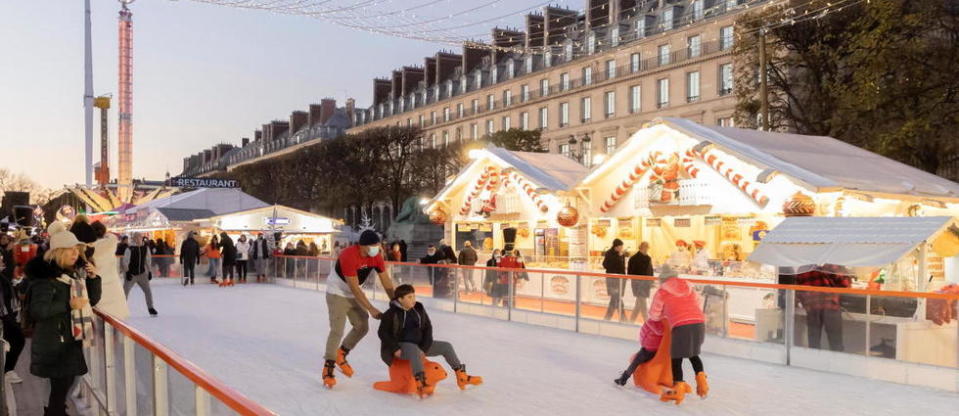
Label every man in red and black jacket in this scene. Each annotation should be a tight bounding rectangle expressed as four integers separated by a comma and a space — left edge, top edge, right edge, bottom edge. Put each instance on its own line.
322, 230, 395, 389
795, 265, 851, 351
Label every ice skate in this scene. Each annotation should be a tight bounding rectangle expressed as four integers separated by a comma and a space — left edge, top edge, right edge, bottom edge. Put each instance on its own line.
335, 348, 354, 377
414, 372, 433, 398
454, 365, 482, 390
695, 372, 709, 398
660, 381, 692, 405
148, 308, 158, 317
322, 360, 336, 389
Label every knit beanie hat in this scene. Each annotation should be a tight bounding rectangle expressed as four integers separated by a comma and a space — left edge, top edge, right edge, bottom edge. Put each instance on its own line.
70, 220, 98, 244
48, 221, 82, 251
359, 230, 381, 246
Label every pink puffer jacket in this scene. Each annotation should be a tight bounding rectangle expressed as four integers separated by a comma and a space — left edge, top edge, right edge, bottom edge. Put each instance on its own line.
648, 277, 705, 328
639, 319, 665, 350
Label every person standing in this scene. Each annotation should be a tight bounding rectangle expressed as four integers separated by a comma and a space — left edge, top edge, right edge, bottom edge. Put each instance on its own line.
122, 233, 157, 316
179, 231, 201, 286
204, 235, 221, 284
90, 222, 130, 319
0, 249, 24, 385
322, 230, 396, 389
398, 240, 408, 262
796, 265, 849, 351
483, 249, 501, 303
250, 233, 271, 283
218, 232, 237, 287
419, 245, 445, 295
235, 234, 251, 284
602, 239, 627, 321
23, 222, 102, 416
115, 235, 129, 256
388, 242, 403, 262
457, 241, 479, 294
627, 241, 654, 323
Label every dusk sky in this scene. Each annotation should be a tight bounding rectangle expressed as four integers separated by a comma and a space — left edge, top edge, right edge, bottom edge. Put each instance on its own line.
1, 1, 564, 189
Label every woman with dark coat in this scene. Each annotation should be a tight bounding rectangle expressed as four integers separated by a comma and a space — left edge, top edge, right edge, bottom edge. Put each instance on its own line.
24, 222, 102, 416
627, 241, 655, 322
483, 249, 501, 301
602, 239, 627, 321
218, 232, 237, 286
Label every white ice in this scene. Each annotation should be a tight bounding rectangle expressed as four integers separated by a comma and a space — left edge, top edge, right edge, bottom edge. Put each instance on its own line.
123, 280, 959, 415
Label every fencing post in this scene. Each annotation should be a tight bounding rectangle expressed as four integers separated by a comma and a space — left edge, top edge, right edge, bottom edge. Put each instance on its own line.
784, 289, 796, 366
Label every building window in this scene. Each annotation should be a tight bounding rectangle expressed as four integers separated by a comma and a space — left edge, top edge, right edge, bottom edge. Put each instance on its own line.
486, 119, 494, 135
443, 131, 449, 146
581, 96, 592, 123
507, 60, 515, 78
407, 118, 412, 127
687, 71, 700, 102
630, 53, 640, 73
657, 78, 669, 108
720, 26, 734, 51
521, 84, 529, 102
583, 66, 593, 85
472, 99, 479, 114
443, 107, 450, 122
430, 111, 436, 125
560, 143, 571, 158
461, 76, 468, 93
447, 81, 453, 97
630, 85, 641, 113
491, 67, 498, 84
605, 59, 616, 80
637, 18, 646, 38
658, 44, 670, 66
526, 56, 533, 73
725, 0, 739, 11
662, 8, 674, 31
688, 35, 701, 58
611, 25, 621, 46
605, 136, 617, 154
719, 63, 733, 95
471, 123, 478, 139
502, 116, 511, 130
559, 102, 569, 127
430, 133, 436, 148
487, 94, 495, 110
692, 0, 704, 21
474, 71, 482, 88
540, 79, 549, 97
539, 107, 549, 129
504, 89, 512, 107
560, 73, 570, 91
587, 32, 596, 54
564, 42, 574, 61
718, 117, 735, 127
521, 112, 529, 130
455, 127, 462, 141
418, 114, 424, 127
604, 91, 615, 118
457, 103, 464, 118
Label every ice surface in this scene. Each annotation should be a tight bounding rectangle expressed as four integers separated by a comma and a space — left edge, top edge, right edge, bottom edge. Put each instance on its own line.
123, 280, 959, 415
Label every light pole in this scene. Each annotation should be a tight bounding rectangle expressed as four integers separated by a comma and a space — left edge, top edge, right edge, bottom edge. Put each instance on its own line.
83, 0, 94, 186
566, 133, 592, 166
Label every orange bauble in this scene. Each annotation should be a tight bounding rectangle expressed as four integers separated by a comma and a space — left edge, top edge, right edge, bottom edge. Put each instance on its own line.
783, 192, 816, 217
557, 205, 580, 227
429, 210, 448, 224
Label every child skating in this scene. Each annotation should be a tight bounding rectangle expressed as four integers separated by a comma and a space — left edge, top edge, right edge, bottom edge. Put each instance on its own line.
614, 318, 665, 386
377, 284, 482, 398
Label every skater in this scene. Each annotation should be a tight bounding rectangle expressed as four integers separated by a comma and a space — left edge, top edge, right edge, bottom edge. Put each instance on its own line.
235, 234, 251, 283
204, 235, 221, 284
602, 239, 627, 321
218, 232, 237, 287
23, 222, 102, 416
322, 230, 396, 389
627, 242, 654, 323
122, 233, 157, 316
90, 221, 130, 319
378, 284, 482, 397
251, 233, 271, 282
614, 319, 664, 386
179, 231, 201, 286
648, 266, 708, 404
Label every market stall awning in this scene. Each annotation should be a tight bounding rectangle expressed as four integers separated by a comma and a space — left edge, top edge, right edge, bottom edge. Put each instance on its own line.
748, 216, 956, 267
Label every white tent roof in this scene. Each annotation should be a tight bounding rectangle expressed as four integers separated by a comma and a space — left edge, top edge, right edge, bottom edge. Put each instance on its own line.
487, 147, 588, 190
748, 216, 955, 267
133, 188, 268, 217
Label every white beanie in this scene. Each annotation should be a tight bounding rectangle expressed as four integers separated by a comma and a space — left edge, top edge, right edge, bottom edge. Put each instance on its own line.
48, 221, 82, 251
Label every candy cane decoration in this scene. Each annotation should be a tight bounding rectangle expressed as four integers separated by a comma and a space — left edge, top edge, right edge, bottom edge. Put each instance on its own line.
508, 172, 550, 213
460, 166, 496, 215
694, 147, 770, 207
682, 149, 700, 178
600, 153, 654, 213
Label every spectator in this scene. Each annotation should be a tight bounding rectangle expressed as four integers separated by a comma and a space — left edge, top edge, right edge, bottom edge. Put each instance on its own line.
235, 234, 251, 284
627, 241, 654, 323
495, 249, 527, 308
0, 241, 24, 385
602, 239, 627, 321
115, 235, 129, 256
398, 239, 408, 262
250, 233, 271, 283
179, 231, 201, 286
388, 242, 403, 262
420, 245, 450, 297
283, 242, 296, 278
24, 222, 102, 416
457, 241, 479, 294
795, 264, 850, 351
483, 249, 502, 303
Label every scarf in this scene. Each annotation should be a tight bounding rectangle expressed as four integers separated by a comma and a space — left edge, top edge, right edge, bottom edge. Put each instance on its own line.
58, 274, 95, 348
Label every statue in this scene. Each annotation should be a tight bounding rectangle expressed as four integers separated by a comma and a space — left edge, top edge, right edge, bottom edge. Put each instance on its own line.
394, 197, 431, 224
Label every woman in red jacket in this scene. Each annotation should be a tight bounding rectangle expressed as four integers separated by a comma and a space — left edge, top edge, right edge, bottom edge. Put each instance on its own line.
648, 266, 708, 404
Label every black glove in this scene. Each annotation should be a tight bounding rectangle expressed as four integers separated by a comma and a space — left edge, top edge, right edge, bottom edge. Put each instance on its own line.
148, 271, 153, 281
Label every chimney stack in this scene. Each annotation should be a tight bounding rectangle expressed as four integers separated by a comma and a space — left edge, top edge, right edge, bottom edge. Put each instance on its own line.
241, 137, 250, 147
290, 110, 308, 133
320, 98, 336, 125
345, 98, 356, 125
254, 130, 262, 142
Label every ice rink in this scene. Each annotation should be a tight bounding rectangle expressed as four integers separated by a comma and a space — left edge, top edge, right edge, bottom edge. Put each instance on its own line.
121, 280, 959, 415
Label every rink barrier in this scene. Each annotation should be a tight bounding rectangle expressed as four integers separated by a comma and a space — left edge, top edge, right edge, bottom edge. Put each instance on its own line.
269, 255, 959, 392
78, 309, 277, 416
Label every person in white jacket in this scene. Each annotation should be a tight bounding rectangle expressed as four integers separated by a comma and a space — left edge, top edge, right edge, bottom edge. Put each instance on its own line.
90, 222, 130, 319
235, 234, 252, 284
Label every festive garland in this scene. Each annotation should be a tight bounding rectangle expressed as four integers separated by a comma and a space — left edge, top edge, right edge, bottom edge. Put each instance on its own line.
692, 147, 770, 207
508, 171, 549, 213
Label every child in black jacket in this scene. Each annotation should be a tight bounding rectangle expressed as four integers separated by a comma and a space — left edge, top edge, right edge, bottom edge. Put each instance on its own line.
378, 284, 482, 397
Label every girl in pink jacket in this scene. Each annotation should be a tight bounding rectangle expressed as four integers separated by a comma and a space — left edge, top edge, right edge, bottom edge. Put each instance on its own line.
648, 266, 708, 404
614, 319, 664, 386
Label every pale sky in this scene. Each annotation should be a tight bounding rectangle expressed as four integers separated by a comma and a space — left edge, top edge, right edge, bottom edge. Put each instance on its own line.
1, 1, 566, 190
